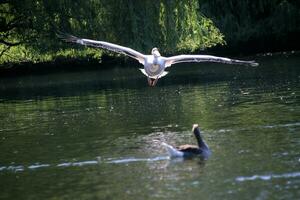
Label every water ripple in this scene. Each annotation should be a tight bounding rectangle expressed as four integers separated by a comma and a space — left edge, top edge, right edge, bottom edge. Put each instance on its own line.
236, 172, 300, 182
262, 122, 300, 129
0, 156, 169, 173
211, 122, 300, 134
57, 160, 98, 167
107, 156, 169, 164
28, 164, 51, 169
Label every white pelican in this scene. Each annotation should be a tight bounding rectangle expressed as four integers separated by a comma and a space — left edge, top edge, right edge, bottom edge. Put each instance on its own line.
162, 124, 211, 158
59, 34, 258, 86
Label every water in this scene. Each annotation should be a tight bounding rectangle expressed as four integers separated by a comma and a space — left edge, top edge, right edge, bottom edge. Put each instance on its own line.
0, 53, 299, 199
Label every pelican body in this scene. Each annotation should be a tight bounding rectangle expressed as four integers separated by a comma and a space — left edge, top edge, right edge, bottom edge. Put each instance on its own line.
162, 124, 211, 159
59, 33, 259, 86
142, 48, 168, 86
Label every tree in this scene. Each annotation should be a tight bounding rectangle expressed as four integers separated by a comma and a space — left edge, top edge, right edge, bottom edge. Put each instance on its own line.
0, 0, 225, 64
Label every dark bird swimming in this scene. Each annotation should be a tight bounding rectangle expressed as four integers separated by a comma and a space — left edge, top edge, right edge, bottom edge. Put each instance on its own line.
162, 124, 211, 159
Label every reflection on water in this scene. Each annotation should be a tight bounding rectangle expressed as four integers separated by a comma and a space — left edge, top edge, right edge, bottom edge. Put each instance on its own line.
0, 53, 299, 199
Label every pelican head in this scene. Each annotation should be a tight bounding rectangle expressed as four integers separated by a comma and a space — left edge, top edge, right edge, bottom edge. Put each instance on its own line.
151, 47, 161, 57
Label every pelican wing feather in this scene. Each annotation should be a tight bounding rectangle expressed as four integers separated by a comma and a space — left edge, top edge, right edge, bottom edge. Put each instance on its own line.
58, 33, 145, 64
165, 55, 258, 67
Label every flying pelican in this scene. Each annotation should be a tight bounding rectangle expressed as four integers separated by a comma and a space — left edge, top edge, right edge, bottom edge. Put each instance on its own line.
59, 33, 258, 86
162, 124, 211, 159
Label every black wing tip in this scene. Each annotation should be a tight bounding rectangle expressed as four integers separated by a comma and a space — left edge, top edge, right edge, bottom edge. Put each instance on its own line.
249, 61, 259, 67
56, 31, 79, 43
237, 60, 259, 67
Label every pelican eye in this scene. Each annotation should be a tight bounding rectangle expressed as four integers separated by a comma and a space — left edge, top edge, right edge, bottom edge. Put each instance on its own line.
150, 64, 159, 73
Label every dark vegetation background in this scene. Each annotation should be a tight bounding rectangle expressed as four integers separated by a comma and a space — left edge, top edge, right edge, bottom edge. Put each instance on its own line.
199, 0, 300, 54
1, 0, 299, 71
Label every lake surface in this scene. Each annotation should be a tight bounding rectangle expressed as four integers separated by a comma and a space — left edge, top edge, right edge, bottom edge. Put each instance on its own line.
0, 53, 299, 199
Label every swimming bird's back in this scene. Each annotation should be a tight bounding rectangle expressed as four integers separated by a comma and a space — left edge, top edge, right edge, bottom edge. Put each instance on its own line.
178, 144, 202, 155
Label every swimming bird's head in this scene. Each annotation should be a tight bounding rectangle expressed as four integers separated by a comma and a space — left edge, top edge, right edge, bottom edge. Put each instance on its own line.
192, 124, 199, 132
151, 47, 161, 57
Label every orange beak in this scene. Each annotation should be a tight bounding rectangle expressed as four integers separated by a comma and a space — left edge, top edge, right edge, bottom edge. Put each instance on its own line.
147, 77, 158, 86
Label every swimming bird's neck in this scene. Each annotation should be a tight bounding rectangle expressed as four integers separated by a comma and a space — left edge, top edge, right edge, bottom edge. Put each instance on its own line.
194, 128, 209, 149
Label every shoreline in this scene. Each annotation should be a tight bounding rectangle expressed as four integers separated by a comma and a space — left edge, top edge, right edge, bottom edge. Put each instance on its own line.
0, 50, 299, 78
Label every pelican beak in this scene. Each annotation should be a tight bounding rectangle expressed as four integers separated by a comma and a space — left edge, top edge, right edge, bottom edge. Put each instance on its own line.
147, 77, 158, 86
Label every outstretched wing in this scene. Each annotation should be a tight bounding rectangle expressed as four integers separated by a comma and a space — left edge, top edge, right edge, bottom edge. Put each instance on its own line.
161, 142, 184, 157
165, 55, 258, 67
58, 33, 145, 64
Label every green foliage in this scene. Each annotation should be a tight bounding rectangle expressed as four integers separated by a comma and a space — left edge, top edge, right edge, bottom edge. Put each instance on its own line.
0, 0, 225, 65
